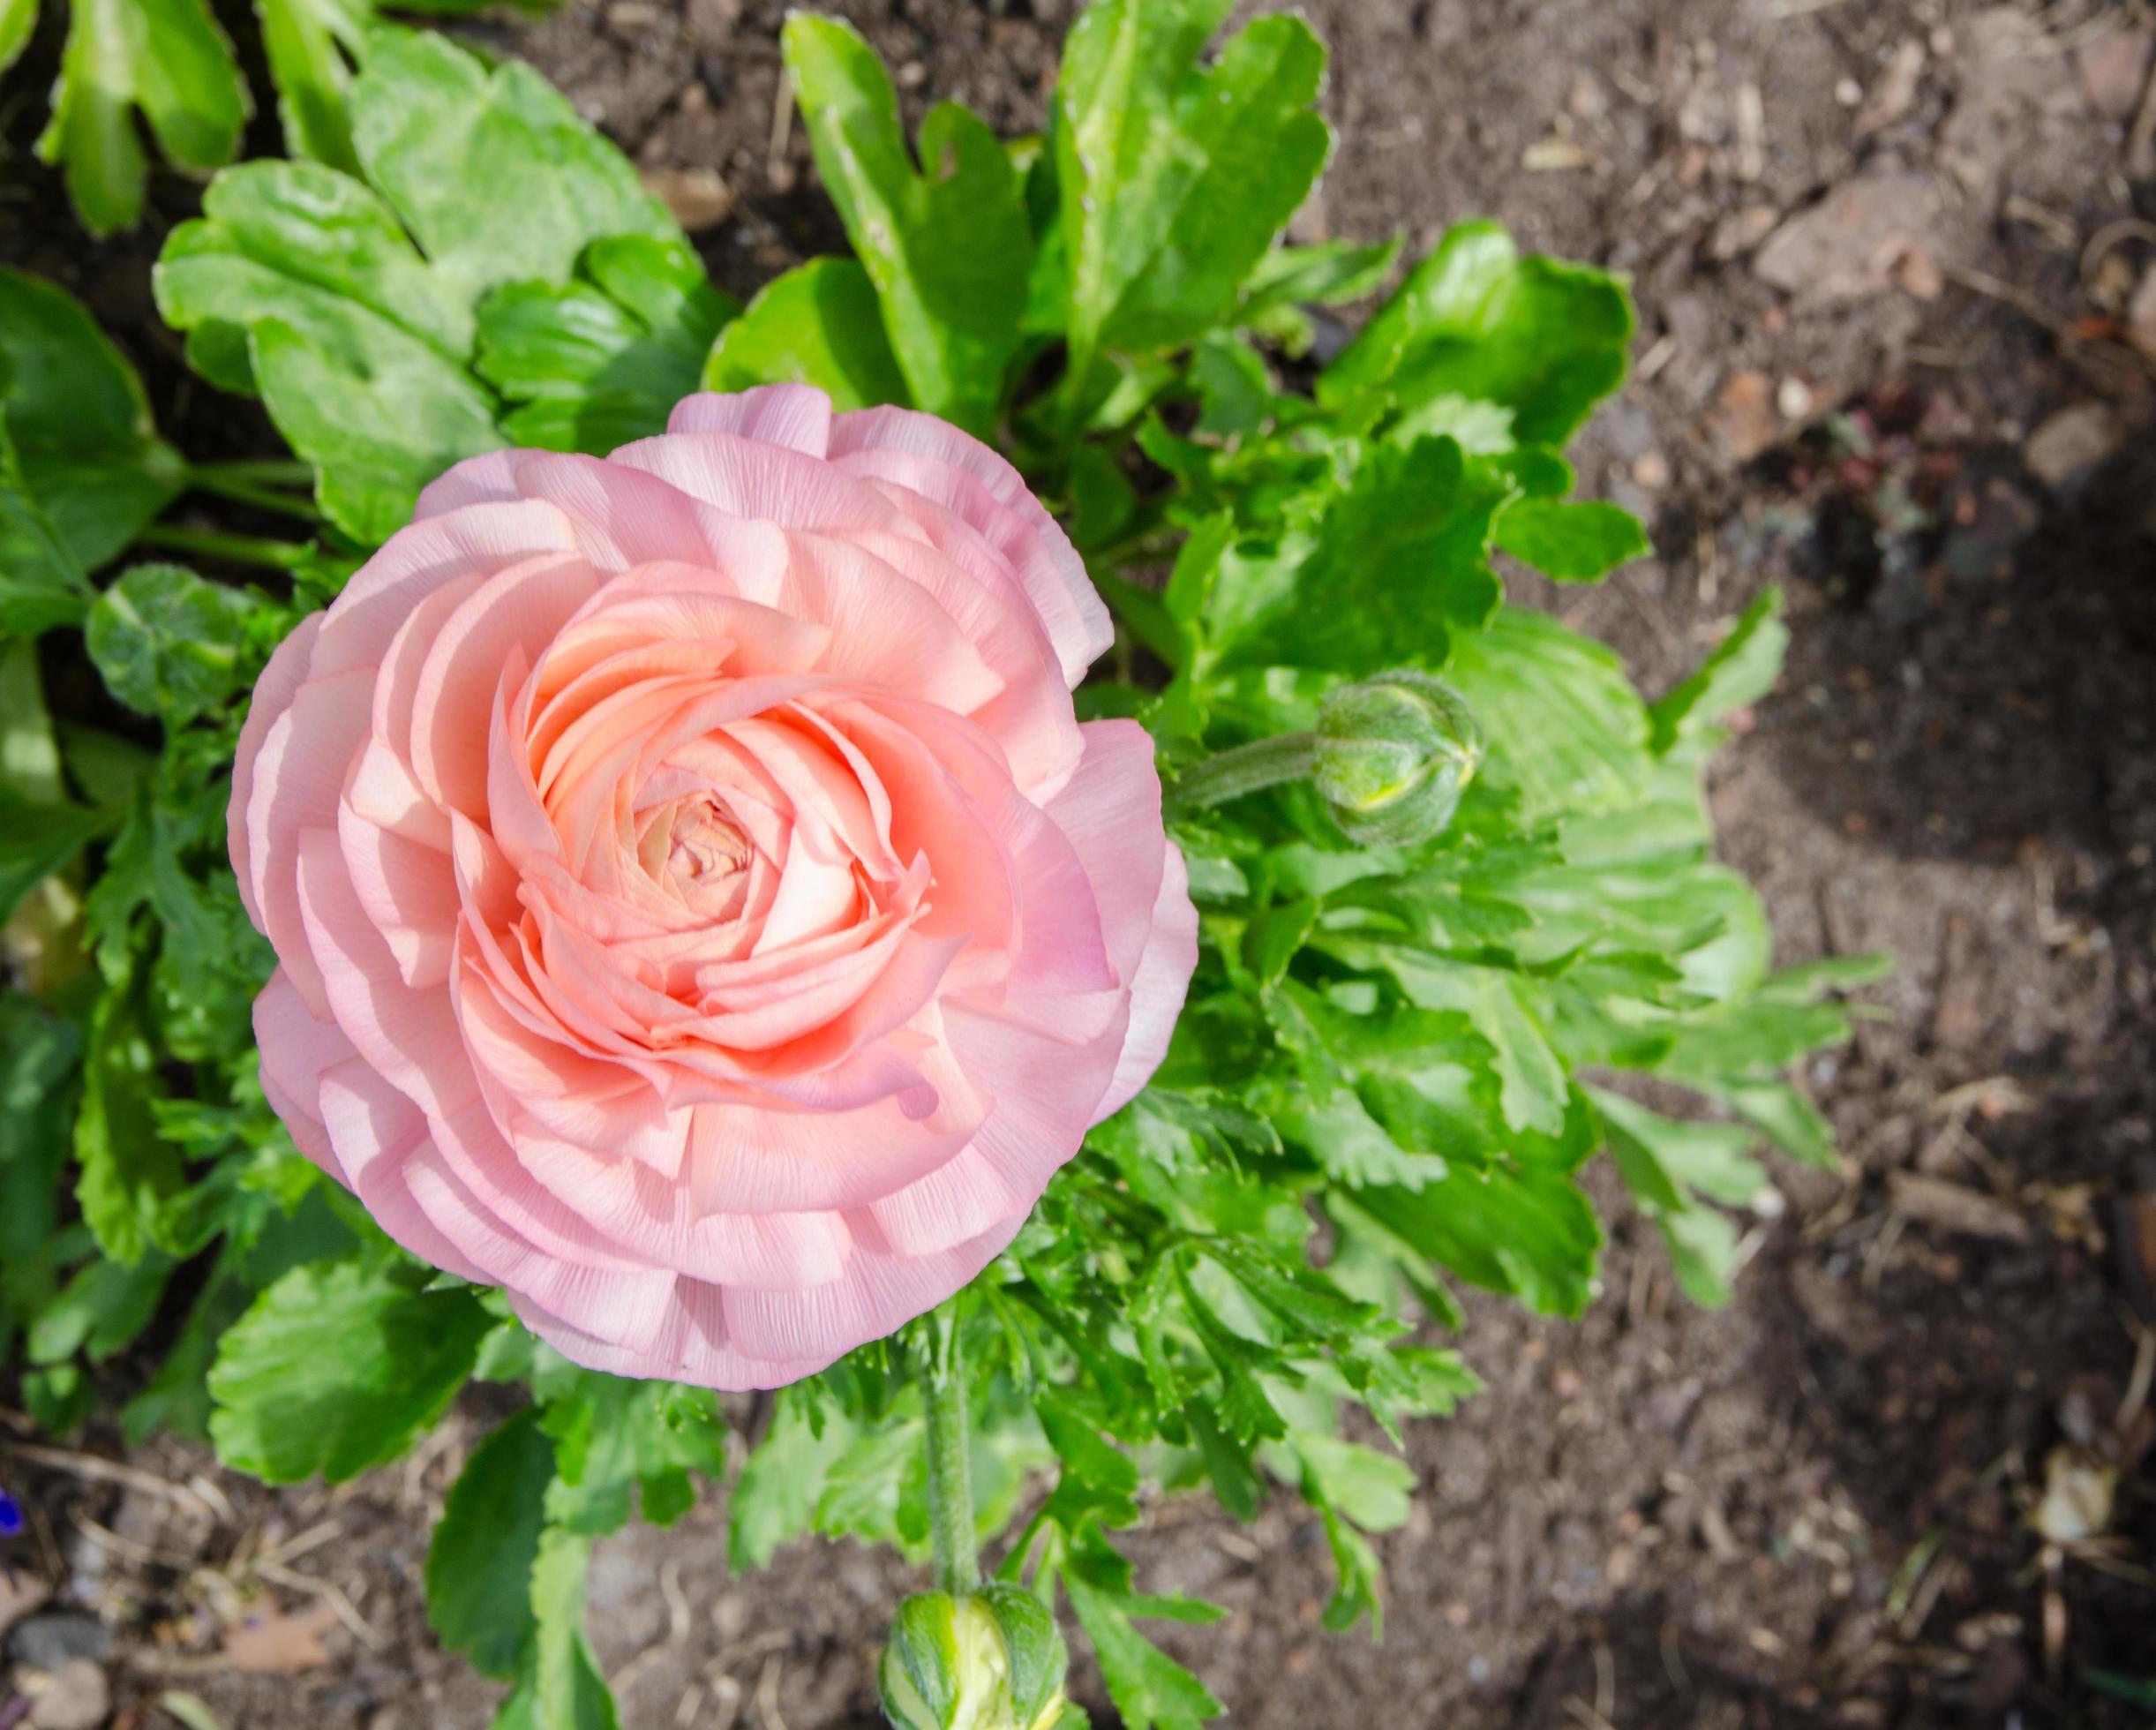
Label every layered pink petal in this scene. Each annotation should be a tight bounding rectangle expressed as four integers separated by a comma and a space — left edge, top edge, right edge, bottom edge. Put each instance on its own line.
830, 404, 1113, 686
229, 613, 321, 930
667, 383, 834, 455
1097, 844, 1198, 1123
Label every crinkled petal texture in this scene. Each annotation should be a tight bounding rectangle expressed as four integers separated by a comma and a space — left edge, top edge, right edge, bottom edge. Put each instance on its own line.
233, 387, 1193, 1388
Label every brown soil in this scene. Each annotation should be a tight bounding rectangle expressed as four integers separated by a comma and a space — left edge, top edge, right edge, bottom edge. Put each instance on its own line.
5, 2, 2156, 1727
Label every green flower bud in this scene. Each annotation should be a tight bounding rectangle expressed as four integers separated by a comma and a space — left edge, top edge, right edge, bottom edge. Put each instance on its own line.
1313, 671, 1484, 846
880, 1585, 1071, 1730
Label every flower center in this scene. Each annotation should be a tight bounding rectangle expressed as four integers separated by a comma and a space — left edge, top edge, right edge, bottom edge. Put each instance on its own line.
667, 800, 752, 886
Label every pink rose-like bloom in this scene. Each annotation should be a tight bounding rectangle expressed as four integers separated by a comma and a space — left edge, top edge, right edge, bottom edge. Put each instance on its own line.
231, 386, 1197, 1389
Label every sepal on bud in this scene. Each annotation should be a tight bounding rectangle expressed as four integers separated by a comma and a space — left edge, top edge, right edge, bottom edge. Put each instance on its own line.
879, 1585, 1072, 1730
1313, 670, 1484, 846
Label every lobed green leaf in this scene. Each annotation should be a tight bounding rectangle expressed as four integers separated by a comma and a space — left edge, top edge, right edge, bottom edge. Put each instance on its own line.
207, 1253, 492, 1482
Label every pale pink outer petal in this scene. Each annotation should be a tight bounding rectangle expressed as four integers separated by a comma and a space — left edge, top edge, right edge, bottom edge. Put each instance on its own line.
229, 613, 321, 931
313, 1059, 491, 1285
665, 385, 834, 455
1095, 844, 1197, 1122
244, 670, 373, 1017
252, 967, 356, 1182
308, 502, 581, 680
1037, 719, 1199, 1120
513, 1214, 1024, 1391
829, 403, 1114, 687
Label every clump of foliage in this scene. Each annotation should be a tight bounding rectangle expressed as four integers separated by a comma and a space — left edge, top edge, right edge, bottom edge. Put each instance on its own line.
0, 0, 555, 234
0, 2, 1879, 1722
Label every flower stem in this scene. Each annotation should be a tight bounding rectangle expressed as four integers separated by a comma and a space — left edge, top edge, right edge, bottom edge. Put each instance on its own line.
1167, 730, 1319, 814
922, 1304, 979, 1596
135, 523, 316, 571
191, 459, 314, 485
186, 469, 326, 523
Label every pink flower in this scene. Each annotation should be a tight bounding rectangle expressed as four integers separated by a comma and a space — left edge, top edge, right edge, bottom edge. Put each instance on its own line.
231, 387, 1197, 1389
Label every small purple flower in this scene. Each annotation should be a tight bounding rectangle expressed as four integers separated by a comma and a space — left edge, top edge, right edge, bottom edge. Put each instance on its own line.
0, 1488, 22, 1539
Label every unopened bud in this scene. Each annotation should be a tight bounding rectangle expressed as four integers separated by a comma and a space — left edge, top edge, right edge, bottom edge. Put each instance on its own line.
1313, 671, 1484, 846
879, 1585, 1071, 1730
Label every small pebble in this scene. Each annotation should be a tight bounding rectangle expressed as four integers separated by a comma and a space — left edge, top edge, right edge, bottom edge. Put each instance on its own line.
27, 1659, 109, 1730
6, 1613, 111, 1673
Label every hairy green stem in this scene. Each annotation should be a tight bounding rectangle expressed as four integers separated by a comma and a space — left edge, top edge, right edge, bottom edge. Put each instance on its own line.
136, 524, 315, 571
922, 1305, 979, 1596
190, 459, 315, 485
1168, 730, 1319, 814
187, 470, 326, 523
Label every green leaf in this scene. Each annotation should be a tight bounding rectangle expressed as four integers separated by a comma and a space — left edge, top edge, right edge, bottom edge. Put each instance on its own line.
479, 236, 739, 455
157, 30, 676, 542
1238, 236, 1401, 334
26, 1251, 170, 1366
1064, 1562, 1223, 1730
0, 0, 34, 76
782, 15, 1031, 435
0, 995, 81, 1340
35, 0, 249, 235
535, 1365, 726, 1536
1257, 985, 1469, 1187
703, 257, 911, 412
1038, 1396, 1142, 1531
349, 28, 672, 315
1445, 606, 1652, 818
1355, 1155, 1602, 1318
1240, 898, 1317, 987
72, 985, 183, 1264
1, 640, 62, 804
1228, 436, 1511, 672
257, 315, 502, 545
1656, 1205, 1740, 1308
810, 1413, 927, 1550
155, 159, 473, 383
1067, 442, 1139, 554
86, 564, 262, 726
1656, 989, 1858, 1087
1378, 956, 1568, 1138
517, 1527, 620, 1730
727, 1388, 854, 1569
1649, 587, 1789, 754
21, 1364, 94, 1435
1056, 0, 1330, 384
428, 1408, 558, 1680
0, 416, 95, 637
1719, 1078, 1836, 1170
254, 0, 369, 172
1186, 1403, 1262, 1520
1293, 1433, 1412, 1532
120, 1266, 258, 1442
1323, 222, 1633, 451
208, 1254, 492, 1482
1187, 333, 1272, 440
1493, 497, 1650, 583
1294, 1433, 1412, 1634
1591, 1087, 1767, 1306
257, 0, 573, 176
1593, 1088, 1762, 1206
154, 162, 500, 543
0, 267, 185, 583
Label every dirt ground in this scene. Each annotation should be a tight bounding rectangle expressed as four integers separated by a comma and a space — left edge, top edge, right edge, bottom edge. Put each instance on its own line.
4, 0, 2156, 1726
